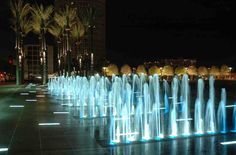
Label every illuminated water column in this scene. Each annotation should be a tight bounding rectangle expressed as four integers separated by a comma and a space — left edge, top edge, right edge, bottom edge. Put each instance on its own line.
169, 76, 178, 137
180, 74, 191, 136
205, 76, 216, 134
80, 77, 89, 118
194, 79, 205, 134
151, 74, 163, 139
88, 76, 96, 117
233, 103, 236, 132
217, 88, 227, 133
142, 83, 151, 140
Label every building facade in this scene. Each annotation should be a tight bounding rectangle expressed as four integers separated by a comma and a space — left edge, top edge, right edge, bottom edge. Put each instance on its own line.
24, 44, 54, 81
55, 0, 106, 68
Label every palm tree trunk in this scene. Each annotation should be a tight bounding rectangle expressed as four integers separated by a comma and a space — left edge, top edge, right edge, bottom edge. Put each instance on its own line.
42, 31, 48, 85
90, 27, 94, 75
66, 30, 71, 76
20, 38, 24, 84
57, 42, 61, 75
15, 30, 21, 85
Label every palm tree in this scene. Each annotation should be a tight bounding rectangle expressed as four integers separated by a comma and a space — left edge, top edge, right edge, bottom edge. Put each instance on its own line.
31, 4, 53, 84
10, 0, 31, 85
48, 24, 63, 74
71, 19, 85, 50
54, 5, 77, 76
70, 19, 85, 72
78, 7, 97, 74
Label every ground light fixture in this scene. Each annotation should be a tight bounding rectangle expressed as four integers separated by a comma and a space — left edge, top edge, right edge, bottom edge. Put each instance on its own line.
0, 148, 8, 152
220, 141, 236, 145
10, 105, 24, 108
53, 112, 69, 114
38, 123, 60, 126
26, 99, 37, 102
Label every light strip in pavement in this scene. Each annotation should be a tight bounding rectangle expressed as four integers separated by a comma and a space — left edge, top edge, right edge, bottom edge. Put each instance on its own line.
10, 105, 24, 108
20, 93, 29, 95
26, 99, 37, 102
225, 105, 236, 108
36, 95, 45, 98
61, 104, 73, 106
0, 148, 8, 152
38, 123, 60, 126
221, 141, 236, 145
53, 112, 69, 114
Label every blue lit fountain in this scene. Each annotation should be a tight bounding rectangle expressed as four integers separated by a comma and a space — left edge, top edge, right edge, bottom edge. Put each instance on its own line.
47, 73, 236, 144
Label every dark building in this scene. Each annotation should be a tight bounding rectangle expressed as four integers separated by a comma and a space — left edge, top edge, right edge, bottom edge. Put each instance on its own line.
24, 44, 54, 81
55, 0, 106, 68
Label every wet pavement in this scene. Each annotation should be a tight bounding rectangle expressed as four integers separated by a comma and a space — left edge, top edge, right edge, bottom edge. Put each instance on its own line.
0, 84, 236, 155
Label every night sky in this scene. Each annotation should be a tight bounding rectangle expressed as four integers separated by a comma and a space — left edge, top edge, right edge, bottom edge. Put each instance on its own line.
1, 0, 236, 69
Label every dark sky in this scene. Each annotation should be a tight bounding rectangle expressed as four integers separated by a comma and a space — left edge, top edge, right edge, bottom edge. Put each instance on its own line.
1, 0, 236, 68
106, 0, 236, 66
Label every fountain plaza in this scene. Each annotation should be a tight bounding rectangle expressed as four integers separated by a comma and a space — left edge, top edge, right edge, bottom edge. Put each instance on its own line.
0, 74, 236, 154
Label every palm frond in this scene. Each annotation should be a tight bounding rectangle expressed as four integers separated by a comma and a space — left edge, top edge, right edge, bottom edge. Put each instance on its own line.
48, 24, 63, 39
54, 11, 66, 29
78, 7, 96, 31
31, 15, 41, 34
31, 4, 53, 33
71, 20, 85, 41
10, 0, 31, 29
20, 17, 32, 37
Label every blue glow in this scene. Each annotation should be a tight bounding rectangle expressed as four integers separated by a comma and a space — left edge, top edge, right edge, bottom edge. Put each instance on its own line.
169, 135, 177, 139
47, 74, 235, 145
194, 132, 204, 136
140, 139, 149, 142
206, 131, 216, 135
109, 142, 116, 145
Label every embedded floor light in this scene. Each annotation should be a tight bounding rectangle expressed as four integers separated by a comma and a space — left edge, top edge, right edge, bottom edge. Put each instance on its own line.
26, 99, 37, 102
36, 95, 45, 98
61, 103, 73, 106
29, 91, 36, 93
53, 112, 69, 114
20, 93, 29, 95
0, 148, 8, 152
10, 105, 24, 108
225, 105, 236, 108
176, 118, 193, 122
221, 141, 236, 145
38, 123, 60, 126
